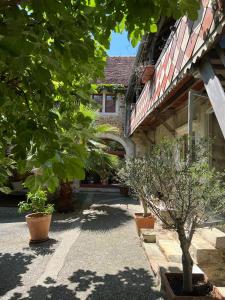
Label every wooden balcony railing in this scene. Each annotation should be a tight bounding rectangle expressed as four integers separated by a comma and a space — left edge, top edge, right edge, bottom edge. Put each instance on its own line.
129, 0, 225, 135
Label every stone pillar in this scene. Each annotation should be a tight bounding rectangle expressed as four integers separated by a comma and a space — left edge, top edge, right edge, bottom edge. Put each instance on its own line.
131, 130, 150, 156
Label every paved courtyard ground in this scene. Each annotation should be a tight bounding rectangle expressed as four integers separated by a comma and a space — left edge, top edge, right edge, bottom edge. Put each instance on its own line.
0, 192, 163, 299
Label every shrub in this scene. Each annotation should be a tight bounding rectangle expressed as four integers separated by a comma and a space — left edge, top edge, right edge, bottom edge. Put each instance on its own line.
118, 157, 150, 216
18, 190, 54, 215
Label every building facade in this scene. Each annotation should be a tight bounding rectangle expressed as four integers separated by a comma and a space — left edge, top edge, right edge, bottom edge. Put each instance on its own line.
124, 0, 225, 171
93, 56, 135, 157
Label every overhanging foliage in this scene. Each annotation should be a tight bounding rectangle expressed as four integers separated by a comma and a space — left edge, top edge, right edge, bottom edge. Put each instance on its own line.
0, 0, 200, 192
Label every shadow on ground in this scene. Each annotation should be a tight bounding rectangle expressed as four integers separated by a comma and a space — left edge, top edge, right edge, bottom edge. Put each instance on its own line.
50, 214, 81, 233
85, 192, 139, 207
0, 252, 35, 297
81, 204, 132, 232
12, 267, 162, 300
23, 239, 59, 256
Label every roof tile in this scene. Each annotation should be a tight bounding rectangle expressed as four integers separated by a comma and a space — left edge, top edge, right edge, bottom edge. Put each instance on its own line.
98, 56, 135, 86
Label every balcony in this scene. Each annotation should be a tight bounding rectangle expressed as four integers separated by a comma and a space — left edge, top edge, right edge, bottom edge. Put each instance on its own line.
129, 0, 225, 135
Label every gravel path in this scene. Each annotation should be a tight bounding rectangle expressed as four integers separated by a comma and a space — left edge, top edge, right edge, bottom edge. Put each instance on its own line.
1, 192, 162, 299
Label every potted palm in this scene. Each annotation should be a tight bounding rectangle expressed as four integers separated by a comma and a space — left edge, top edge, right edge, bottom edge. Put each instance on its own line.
118, 158, 156, 233
130, 140, 225, 299
86, 148, 119, 186
18, 189, 54, 243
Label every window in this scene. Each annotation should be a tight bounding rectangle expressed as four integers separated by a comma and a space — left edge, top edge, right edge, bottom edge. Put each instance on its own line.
105, 94, 116, 113
92, 92, 117, 114
93, 94, 103, 112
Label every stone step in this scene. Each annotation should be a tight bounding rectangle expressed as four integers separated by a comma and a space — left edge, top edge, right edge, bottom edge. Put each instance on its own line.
142, 241, 203, 285
156, 239, 182, 263
142, 241, 182, 284
197, 228, 225, 249
201, 264, 225, 287
217, 288, 225, 298
143, 241, 167, 262
156, 235, 223, 266
190, 233, 221, 265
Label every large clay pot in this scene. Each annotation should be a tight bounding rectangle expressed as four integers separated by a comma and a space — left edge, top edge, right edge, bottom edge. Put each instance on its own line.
26, 213, 52, 243
162, 272, 224, 300
134, 213, 156, 234
120, 186, 129, 196
57, 181, 74, 213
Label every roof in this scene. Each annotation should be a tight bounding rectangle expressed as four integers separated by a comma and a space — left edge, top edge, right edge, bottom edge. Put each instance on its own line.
98, 56, 135, 86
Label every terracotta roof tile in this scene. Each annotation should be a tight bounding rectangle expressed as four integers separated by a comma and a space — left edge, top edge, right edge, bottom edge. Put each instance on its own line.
98, 56, 135, 86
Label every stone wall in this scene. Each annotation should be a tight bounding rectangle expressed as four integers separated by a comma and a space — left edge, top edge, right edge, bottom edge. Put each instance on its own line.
96, 94, 124, 134
96, 93, 135, 157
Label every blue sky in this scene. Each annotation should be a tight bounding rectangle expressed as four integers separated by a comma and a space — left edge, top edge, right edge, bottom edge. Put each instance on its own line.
108, 31, 138, 56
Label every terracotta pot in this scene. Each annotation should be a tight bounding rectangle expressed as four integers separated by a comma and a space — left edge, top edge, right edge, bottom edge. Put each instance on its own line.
162, 272, 224, 300
134, 213, 156, 234
26, 213, 52, 243
57, 182, 74, 213
141, 64, 155, 84
120, 186, 129, 196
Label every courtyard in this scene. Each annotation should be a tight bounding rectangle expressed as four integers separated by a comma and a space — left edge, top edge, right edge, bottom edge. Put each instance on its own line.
0, 192, 162, 299
1, 0, 225, 299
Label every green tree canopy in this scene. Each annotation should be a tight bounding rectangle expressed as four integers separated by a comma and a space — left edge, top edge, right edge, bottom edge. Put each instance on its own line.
0, 0, 199, 191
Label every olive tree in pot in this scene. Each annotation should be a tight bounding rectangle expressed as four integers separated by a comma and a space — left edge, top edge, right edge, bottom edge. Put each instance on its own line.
141, 140, 225, 299
118, 158, 156, 233
18, 190, 54, 243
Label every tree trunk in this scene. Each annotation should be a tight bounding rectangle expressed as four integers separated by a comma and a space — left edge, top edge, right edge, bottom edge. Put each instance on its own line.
141, 198, 148, 217
57, 181, 74, 213
182, 248, 193, 294
178, 228, 194, 294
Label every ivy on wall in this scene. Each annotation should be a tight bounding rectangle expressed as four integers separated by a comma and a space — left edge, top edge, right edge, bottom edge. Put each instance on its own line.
94, 84, 126, 94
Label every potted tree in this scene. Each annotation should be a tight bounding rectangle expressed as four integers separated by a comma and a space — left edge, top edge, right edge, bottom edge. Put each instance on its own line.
18, 189, 54, 243
118, 158, 156, 233
130, 140, 225, 299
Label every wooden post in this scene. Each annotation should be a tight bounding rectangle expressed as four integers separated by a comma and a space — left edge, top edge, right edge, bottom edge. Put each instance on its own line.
199, 59, 225, 139
188, 90, 194, 156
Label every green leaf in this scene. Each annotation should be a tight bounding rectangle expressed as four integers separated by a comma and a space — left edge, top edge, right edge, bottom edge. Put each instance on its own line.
150, 23, 157, 33
86, 0, 96, 7
0, 187, 12, 194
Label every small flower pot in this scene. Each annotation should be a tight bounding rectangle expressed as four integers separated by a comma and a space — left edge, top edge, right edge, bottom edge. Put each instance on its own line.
134, 213, 156, 234
141, 64, 155, 84
161, 272, 224, 300
26, 213, 52, 243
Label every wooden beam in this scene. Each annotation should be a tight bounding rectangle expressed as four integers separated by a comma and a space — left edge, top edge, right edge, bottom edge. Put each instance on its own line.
188, 90, 195, 162
199, 59, 225, 139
